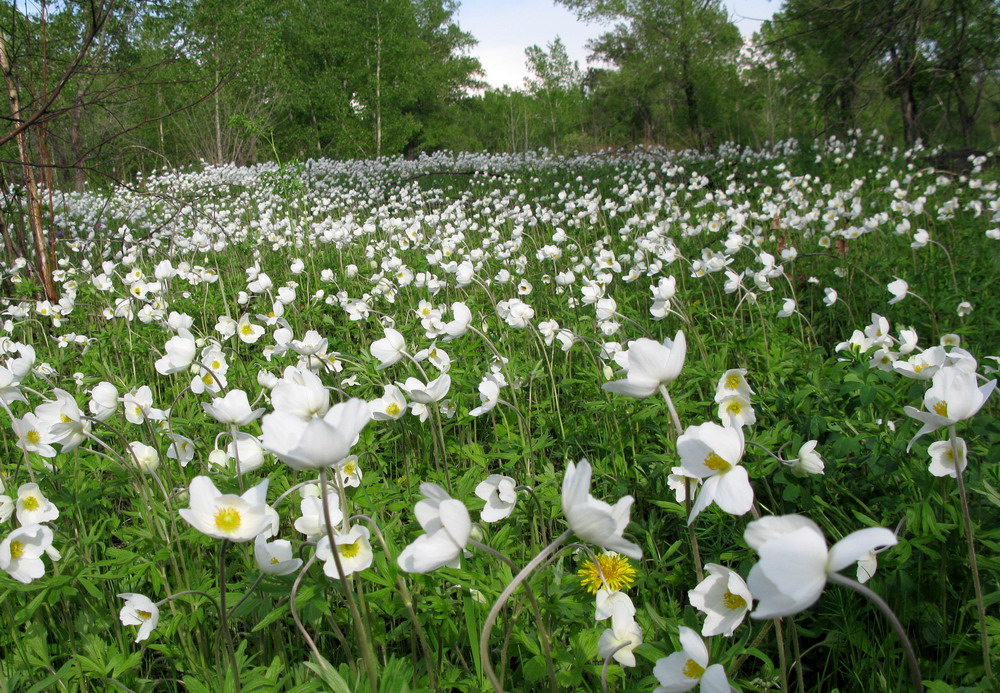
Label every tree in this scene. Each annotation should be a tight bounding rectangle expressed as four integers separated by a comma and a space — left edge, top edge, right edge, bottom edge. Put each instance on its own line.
559, 0, 742, 147
523, 37, 586, 151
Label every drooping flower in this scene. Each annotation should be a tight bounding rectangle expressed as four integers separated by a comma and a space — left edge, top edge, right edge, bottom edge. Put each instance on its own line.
561, 459, 641, 559
370, 328, 407, 370
469, 376, 501, 417
117, 593, 160, 642
902, 366, 996, 450
602, 331, 686, 398
370, 384, 406, 421
744, 514, 897, 619
127, 441, 160, 474
597, 612, 643, 668
652, 626, 730, 692
887, 277, 909, 304
178, 476, 271, 542
714, 369, 754, 402
155, 329, 196, 375
688, 563, 753, 637
253, 532, 302, 575
261, 398, 371, 470
202, 389, 265, 427
474, 474, 517, 522
787, 440, 825, 477
397, 482, 471, 573
396, 374, 451, 404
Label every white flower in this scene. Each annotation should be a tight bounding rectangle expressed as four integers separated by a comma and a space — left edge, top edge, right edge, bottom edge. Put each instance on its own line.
236, 314, 265, 343
788, 440, 824, 477
561, 459, 641, 559
370, 328, 407, 369
469, 376, 501, 417
475, 474, 517, 522
117, 593, 160, 642
823, 287, 838, 306
956, 301, 973, 317
261, 398, 370, 470
317, 525, 374, 578
202, 389, 265, 427
603, 331, 686, 398
652, 626, 729, 692
254, 532, 303, 575
688, 563, 753, 637
0, 523, 59, 583
178, 476, 271, 542
744, 514, 897, 619
16, 483, 59, 525
597, 613, 643, 668
396, 374, 451, 404
927, 437, 967, 478
887, 277, 909, 304
127, 441, 160, 474
677, 422, 753, 524
776, 298, 796, 318
903, 367, 996, 450
370, 384, 407, 421
397, 483, 471, 573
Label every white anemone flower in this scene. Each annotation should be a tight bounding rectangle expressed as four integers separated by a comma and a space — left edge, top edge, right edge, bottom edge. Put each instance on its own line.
202, 389, 265, 426
561, 459, 641, 559
254, 533, 303, 575
602, 331, 686, 398
652, 626, 729, 692
117, 593, 160, 642
475, 474, 517, 522
261, 398, 371, 470
688, 563, 753, 637
317, 525, 374, 578
677, 422, 753, 524
16, 483, 59, 525
903, 366, 996, 450
927, 437, 967, 478
0, 523, 59, 583
744, 514, 897, 619
370, 328, 407, 370
178, 476, 271, 542
397, 482, 471, 573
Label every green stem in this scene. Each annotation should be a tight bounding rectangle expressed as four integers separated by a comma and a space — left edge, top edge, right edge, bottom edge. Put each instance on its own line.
950, 425, 993, 683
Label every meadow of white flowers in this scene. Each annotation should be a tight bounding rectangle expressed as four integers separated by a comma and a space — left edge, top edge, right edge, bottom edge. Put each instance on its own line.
0, 132, 996, 691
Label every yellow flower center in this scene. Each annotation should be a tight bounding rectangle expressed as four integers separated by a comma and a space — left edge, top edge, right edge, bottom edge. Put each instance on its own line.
933, 402, 948, 417
723, 590, 747, 610
339, 539, 362, 558
578, 553, 637, 594
945, 449, 954, 462
240, 324, 253, 335
343, 463, 356, 476
726, 401, 742, 416
385, 402, 401, 416
26, 430, 41, 444
704, 451, 731, 472
725, 375, 740, 390
212, 360, 222, 370
214, 507, 242, 533
914, 364, 924, 373
203, 373, 215, 385
682, 658, 705, 679
270, 557, 280, 565
60, 414, 72, 423
9, 540, 25, 559
134, 406, 143, 418
22, 496, 39, 510
137, 610, 152, 620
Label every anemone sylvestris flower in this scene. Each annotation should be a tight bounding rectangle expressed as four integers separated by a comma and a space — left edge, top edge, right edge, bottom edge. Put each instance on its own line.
261, 398, 371, 470
117, 593, 160, 642
903, 366, 995, 450
744, 514, 896, 619
652, 626, 729, 692
688, 563, 752, 637
397, 483, 470, 573
179, 476, 271, 542
602, 331, 686, 398
677, 422, 753, 524
562, 459, 641, 559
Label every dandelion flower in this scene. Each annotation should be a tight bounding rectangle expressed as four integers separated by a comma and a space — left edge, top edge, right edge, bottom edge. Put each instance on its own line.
578, 552, 636, 594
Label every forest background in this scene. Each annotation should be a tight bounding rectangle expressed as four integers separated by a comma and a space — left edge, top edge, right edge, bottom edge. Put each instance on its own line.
0, 0, 998, 193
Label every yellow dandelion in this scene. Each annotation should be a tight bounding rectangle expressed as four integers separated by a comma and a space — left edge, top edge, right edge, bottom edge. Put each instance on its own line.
578, 552, 636, 594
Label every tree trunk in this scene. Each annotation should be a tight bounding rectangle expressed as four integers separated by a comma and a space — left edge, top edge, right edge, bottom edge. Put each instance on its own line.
0, 28, 56, 302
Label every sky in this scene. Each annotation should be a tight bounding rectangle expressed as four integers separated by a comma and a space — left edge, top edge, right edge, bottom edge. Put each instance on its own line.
455, 0, 782, 90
